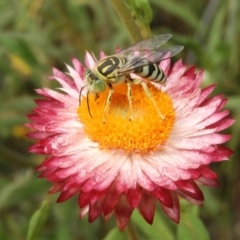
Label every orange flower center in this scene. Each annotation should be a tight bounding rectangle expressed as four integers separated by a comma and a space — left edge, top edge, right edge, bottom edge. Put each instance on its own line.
78, 83, 175, 153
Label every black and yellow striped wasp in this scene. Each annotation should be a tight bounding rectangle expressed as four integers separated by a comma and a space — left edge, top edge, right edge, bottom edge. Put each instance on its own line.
80, 34, 183, 122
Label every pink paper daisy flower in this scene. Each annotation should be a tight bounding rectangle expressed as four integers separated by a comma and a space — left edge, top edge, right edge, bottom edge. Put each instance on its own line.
26, 52, 234, 230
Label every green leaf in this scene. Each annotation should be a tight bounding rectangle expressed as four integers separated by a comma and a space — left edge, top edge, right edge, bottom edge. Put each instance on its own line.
225, 0, 239, 76
0, 35, 39, 66
27, 199, 51, 240
125, 0, 152, 38
151, 0, 199, 29
226, 96, 240, 111
134, 0, 153, 24
177, 205, 210, 240
206, 1, 226, 58
0, 96, 35, 112
103, 227, 127, 240
0, 170, 33, 210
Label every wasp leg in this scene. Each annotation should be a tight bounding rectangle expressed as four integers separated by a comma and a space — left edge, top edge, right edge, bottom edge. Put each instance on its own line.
126, 81, 133, 120
103, 84, 114, 123
139, 81, 165, 120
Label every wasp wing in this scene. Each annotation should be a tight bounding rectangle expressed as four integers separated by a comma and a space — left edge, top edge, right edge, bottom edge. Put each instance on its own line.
117, 34, 173, 55
118, 45, 184, 74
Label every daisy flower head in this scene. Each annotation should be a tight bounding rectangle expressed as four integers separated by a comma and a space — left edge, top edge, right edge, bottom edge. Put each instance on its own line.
26, 48, 234, 230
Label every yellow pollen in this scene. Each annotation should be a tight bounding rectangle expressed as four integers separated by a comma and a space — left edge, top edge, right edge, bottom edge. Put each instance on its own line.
78, 83, 175, 153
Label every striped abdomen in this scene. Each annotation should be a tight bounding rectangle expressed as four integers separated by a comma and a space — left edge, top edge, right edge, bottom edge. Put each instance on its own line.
134, 63, 166, 84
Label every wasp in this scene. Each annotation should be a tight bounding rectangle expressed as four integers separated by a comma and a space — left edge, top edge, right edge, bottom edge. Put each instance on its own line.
80, 34, 183, 122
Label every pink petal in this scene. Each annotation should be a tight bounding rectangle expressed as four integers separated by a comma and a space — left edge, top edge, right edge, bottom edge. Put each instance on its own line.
151, 187, 173, 208
102, 188, 120, 215
126, 185, 143, 208
175, 180, 204, 200
138, 191, 156, 224
161, 192, 180, 223
89, 201, 102, 222
114, 196, 133, 231
85, 51, 97, 69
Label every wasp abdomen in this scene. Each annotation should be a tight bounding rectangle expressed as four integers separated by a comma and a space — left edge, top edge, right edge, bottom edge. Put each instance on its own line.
134, 63, 166, 84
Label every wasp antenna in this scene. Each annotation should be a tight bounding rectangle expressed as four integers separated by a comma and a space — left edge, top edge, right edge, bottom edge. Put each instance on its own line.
91, 51, 98, 62
86, 90, 93, 118
79, 85, 87, 106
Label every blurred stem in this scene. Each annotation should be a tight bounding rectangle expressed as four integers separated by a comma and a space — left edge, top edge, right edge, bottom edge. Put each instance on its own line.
110, 0, 143, 43
125, 219, 138, 240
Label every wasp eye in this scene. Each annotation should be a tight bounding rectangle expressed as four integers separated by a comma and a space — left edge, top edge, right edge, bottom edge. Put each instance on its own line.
85, 70, 97, 83
90, 73, 97, 79
92, 79, 106, 93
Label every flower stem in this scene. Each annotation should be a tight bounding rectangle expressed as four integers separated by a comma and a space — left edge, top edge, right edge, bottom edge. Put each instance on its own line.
125, 219, 139, 240
110, 0, 143, 43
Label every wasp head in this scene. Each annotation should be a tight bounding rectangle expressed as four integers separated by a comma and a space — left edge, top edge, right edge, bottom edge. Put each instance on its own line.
85, 69, 106, 93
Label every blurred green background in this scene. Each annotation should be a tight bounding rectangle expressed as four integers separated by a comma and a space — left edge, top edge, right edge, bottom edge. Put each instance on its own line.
0, 0, 239, 239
